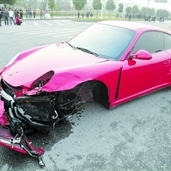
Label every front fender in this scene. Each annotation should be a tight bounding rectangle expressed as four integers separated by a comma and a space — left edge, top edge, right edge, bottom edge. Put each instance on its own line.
41, 72, 84, 92
41, 61, 123, 93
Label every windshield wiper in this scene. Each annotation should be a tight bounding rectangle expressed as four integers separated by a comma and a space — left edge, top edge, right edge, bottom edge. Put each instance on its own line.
65, 42, 76, 50
65, 43, 99, 57
76, 47, 99, 57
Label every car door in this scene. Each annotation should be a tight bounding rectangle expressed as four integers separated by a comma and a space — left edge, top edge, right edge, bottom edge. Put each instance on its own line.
118, 31, 171, 100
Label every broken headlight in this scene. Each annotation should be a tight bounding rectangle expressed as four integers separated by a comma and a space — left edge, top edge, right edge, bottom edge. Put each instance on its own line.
30, 71, 54, 90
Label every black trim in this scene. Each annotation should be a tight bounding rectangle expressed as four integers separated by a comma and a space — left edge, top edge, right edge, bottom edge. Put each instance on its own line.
115, 68, 122, 100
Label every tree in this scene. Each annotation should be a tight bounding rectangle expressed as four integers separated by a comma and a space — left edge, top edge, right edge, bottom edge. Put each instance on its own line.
156, 9, 170, 18
140, 7, 155, 16
14, 0, 25, 8
131, 5, 139, 15
150, 8, 155, 16
72, 0, 86, 11
0, 0, 17, 7
39, 0, 46, 11
26, 0, 37, 9
49, 0, 56, 17
57, 0, 71, 11
106, 0, 116, 17
49, 0, 55, 10
126, 6, 132, 15
118, 3, 123, 13
92, 0, 102, 16
140, 7, 148, 15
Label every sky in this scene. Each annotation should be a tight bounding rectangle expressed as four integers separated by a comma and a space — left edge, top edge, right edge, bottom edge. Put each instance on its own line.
129, 0, 171, 10
148, 0, 170, 10
118, 0, 170, 10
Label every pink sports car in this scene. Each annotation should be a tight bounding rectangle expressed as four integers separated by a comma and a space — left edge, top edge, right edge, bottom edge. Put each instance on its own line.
0, 21, 171, 166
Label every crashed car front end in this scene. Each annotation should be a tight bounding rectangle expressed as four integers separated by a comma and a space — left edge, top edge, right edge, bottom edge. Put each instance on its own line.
0, 57, 76, 166
0, 76, 78, 166
0, 61, 96, 166
0, 74, 54, 166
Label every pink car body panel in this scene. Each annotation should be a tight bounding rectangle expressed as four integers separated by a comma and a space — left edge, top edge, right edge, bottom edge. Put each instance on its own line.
2, 44, 106, 86
0, 101, 6, 125
1, 43, 123, 105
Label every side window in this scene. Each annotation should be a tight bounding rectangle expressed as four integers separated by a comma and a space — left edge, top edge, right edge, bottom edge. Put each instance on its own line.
132, 31, 163, 54
163, 33, 171, 50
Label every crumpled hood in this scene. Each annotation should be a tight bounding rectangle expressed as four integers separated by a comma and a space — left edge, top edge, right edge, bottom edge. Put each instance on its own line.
2, 44, 107, 87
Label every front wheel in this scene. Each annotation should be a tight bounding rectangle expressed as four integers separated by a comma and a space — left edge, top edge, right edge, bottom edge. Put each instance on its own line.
56, 91, 81, 115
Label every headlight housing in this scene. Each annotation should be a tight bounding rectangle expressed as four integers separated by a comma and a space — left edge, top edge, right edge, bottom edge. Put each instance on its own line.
30, 71, 55, 90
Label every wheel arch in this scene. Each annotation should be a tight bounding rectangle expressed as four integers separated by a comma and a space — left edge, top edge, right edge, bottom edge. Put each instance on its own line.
60, 80, 110, 109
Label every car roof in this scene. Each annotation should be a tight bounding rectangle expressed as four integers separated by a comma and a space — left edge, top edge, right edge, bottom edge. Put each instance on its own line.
99, 20, 167, 32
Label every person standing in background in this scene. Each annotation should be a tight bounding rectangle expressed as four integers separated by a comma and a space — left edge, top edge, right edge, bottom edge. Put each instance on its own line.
29, 9, 32, 18
9, 8, 15, 25
20, 9, 23, 19
33, 10, 36, 18
128, 13, 132, 21
14, 9, 18, 19
0, 8, 3, 26
3, 8, 9, 25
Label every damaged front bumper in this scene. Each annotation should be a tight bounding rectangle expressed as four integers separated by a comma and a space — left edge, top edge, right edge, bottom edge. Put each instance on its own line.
0, 76, 61, 167
0, 73, 83, 166
0, 100, 45, 167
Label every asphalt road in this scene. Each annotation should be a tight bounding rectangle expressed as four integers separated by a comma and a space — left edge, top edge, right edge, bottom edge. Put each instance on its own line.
0, 20, 171, 171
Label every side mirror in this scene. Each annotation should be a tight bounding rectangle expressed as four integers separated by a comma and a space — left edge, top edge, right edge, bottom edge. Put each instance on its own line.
130, 50, 152, 60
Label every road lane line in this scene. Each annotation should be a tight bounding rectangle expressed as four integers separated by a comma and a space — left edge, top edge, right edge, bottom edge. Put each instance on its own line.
43, 21, 53, 26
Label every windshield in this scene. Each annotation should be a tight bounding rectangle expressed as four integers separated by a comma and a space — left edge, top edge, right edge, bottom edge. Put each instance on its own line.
69, 23, 135, 60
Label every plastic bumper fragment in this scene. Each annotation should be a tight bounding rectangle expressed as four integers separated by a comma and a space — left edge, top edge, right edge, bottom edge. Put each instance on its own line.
0, 125, 27, 153
0, 100, 6, 125
0, 100, 45, 167
0, 125, 45, 166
